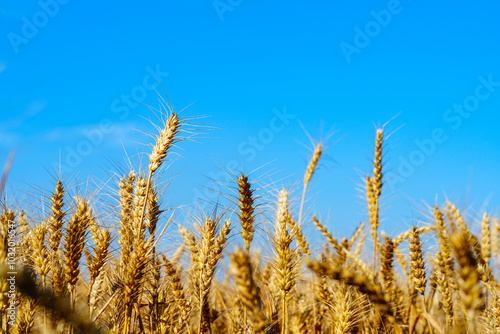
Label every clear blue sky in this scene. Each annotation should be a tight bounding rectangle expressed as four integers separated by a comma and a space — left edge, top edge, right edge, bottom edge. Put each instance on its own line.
1, 0, 499, 239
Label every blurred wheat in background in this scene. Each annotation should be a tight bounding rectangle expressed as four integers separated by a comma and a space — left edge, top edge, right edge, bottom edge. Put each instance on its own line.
1, 101, 499, 334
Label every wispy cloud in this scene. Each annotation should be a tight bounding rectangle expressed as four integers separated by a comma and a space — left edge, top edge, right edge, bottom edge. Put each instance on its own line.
42, 122, 142, 147
0, 99, 47, 130
0, 131, 19, 148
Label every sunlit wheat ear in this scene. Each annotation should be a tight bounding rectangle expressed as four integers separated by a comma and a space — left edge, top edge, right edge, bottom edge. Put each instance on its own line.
273, 189, 298, 334
142, 185, 163, 332
467, 232, 492, 285
450, 231, 485, 329
16, 296, 36, 333
381, 234, 407, 324
237, 172, 256, 251
409, 226, 426, 296
230, 247, 267, 334
298, 144, 322, 226
148, 112, 181, 174
481, 213, 491, 264
196, 216, 231, 333
174, 300, 192, 334
447, 202, 468, 232
408, 225, 436, 334
162, 254, 191, 333
332, 283, 358, 334
436, 249, 454, 327
32, 221, 50, 283
0, 208, 15, 262
31, 219, 51, 327
492, 217, 500, 261
179, 224, 200, 303
86, 226, 111, 315
169, 241, 185, 268
372, 129, 383, 195
48, 179, 66, 296
434, 205, 457, 292
314, 253, 334, 327
162, 255, 186, 302
118, 171, 136, 270
290, 310, 309, 334
380, 235, 396, 299
347, 222, 365, 250
64, 197, 91, 309
307, 261, 393, 319
17, 211, 33, 270
366, 176, 379, 269
48, 178, 65, 250
145, 185, 162, 237
489, 292, 500, 332
312, 215, 343, 257
354, 233, 366, 258
368, 128, 384, 274
287, 213, 309, 255
122, 238, 150, 334
131, 175, 148, 243
393, 225, 436, 247
134, 111, 182, 251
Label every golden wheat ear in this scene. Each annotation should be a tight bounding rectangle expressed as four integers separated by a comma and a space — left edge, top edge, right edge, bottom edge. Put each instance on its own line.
63, 197, 92, 309
230, 247, 267, 334
137, 112, 181, 240
48, 178, 67, 296
436, 249, 454, 327
298, 144, 322, 226
450, 230, 485, 333
118, 170, 136, 271
86, 226, 111, 316
237, 172, 256, 252
307, 261, 393, 318
273, 189, 298, 334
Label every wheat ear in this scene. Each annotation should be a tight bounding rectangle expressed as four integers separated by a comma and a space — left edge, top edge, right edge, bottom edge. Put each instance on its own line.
137, 112, 181, 246
481, 213, 491, 265
312, 215, 343, 258
450, 231, 485, 333
31, 221, 50, 328
298, 144, 322, 226
238, 173, 256, 251
230, 247, 267, 334
86, 226, 111, 316
307, 260, 393, 318
287, 213, 309, 255
48, 178, 66, 296
409, 225, 434, 334
122, 239, 150, 334
369, 129, 384, 274
491, 217, 499, 263
118, 171, 136, 270
274, 189, 296, 334
64, 197, 91, 309
436, 250, 454, 327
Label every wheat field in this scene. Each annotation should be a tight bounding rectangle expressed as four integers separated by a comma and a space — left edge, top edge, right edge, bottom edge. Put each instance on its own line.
1, 105, 499, 334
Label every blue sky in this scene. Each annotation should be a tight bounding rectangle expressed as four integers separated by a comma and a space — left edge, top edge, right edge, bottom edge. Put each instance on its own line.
1, 0, 500, 240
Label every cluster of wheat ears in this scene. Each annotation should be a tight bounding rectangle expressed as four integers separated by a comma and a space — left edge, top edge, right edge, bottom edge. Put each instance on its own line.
1, 104, 499, 334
